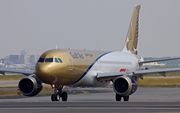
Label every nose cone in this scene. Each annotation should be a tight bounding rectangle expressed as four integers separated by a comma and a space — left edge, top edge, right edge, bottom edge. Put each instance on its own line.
34, 64, 54, 84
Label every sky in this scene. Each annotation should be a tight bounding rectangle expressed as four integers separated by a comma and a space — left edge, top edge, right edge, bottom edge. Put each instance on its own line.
0, 0, 180, 58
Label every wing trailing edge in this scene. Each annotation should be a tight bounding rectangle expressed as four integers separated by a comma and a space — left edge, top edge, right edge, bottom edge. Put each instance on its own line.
0, 68, 33, 76
96, 68, 180, 81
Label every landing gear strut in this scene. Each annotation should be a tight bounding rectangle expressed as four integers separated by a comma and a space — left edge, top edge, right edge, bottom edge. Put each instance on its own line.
51, 84, 68, 101
115, 93, 129, 101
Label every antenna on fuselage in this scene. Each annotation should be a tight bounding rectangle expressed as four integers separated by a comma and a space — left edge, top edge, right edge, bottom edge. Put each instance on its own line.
56, 45, 58, 49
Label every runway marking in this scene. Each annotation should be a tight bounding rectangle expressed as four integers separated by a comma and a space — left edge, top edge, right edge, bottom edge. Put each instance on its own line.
0, 105, 180, 110
0, 108, 180, 110
81, 91, 90, 94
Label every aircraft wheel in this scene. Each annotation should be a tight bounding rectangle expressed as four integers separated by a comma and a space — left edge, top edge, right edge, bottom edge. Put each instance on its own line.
123, 96, 129, 101
115, 93, 121, 101
51, 94, 56, 101
55, 94, 60, 101
51, 94, 60, 101
61, 91, 68, 101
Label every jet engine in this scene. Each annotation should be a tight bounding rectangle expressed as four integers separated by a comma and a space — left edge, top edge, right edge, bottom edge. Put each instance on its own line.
113, 76, 137, 96
18, 75, 43, 96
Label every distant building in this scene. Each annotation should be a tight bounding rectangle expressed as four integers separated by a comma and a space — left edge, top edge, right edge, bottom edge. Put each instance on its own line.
4, 56, 10, 65
19, 55, 26, 64
0, 59, 5, 67
3, 50, 40, 66
9, 55, 19, 64
0, 58, 5, 64
29, 55, 36, 65
25, 55, 30, 64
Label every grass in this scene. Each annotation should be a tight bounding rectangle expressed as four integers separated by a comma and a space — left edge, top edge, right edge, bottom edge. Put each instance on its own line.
0, 75, 24, 80
0, 90, 20, 97
138, 77, 180, 87
38, 87, 53, 96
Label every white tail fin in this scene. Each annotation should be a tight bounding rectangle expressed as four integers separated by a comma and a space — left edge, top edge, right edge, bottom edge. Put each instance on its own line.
122, 4, 140, 55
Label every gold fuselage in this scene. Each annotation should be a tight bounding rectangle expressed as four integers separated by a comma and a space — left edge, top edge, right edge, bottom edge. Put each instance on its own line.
34, 49, 107, 85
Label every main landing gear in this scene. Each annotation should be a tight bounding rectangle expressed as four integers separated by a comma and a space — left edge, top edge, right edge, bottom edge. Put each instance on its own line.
51, 84, 68, 101
116, 93, 129, 101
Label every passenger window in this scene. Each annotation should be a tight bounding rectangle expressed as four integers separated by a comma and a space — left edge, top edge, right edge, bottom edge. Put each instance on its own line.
55, 58, 59, 63
58, 58, 63, 63
38, 58, 45, 62
45, 58, 53, 62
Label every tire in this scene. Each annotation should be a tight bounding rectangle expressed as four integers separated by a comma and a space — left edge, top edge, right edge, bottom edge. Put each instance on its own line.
123, 96, 129, 101
51, 94, 56, 101
51, 94, 60, 101
55, 94, 60, 101
61, 91, 68, 101
115, 93, 121, 101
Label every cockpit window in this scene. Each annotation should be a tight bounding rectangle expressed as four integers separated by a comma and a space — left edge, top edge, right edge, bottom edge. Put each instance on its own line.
39, 57, 62, 63
58, 58, 63, 63
45, 58, 53, 62
38, 58, 45, 62
54, 58, 59, 63
54, 58, 63, 63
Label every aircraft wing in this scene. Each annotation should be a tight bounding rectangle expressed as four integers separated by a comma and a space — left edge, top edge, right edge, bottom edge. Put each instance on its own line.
0, 68, 34, 76
96, 67, 180, 81
139, 57, 180, 64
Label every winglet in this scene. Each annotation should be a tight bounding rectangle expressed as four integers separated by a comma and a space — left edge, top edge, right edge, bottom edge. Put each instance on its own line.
122, 4, 140, 55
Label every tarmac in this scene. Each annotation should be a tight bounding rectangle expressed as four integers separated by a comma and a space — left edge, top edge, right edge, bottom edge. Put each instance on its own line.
0, 87, 180, 113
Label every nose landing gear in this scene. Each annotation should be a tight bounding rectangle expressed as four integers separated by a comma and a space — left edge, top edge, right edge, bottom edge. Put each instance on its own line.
51, 84, 68, 101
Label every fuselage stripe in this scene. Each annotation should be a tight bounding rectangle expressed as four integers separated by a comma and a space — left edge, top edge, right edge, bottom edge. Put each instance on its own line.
71, 51, 112, 85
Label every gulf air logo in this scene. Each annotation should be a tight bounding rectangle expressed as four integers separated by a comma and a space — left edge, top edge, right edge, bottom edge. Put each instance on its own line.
120, 68, 126, 72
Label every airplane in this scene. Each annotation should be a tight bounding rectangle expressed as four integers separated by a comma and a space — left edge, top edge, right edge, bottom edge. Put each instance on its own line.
1, 4, 180, 102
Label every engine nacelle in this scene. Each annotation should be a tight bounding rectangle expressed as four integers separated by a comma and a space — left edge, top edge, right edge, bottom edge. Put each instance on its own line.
18, 75, 43, 96
113, 76, 137, 96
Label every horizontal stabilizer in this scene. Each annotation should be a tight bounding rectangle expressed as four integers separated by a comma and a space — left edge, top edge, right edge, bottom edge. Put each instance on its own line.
139, 57, 180, 64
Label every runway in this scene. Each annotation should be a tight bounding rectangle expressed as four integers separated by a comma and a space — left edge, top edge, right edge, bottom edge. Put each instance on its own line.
0, 87, 180, 113
0, 102, 180, 113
